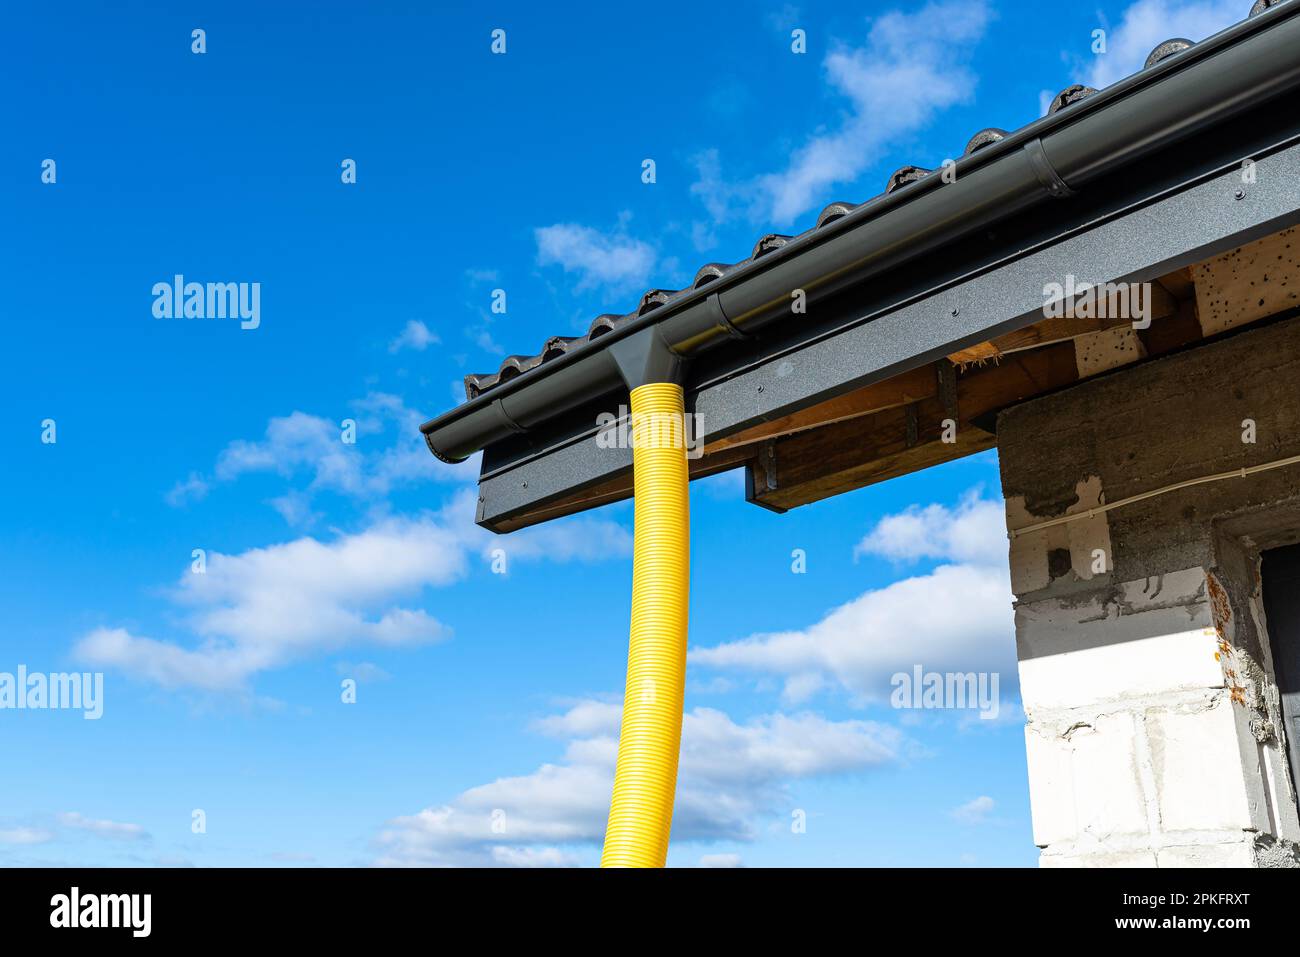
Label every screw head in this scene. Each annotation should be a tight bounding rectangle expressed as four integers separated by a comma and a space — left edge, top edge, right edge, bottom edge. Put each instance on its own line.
1234, 188, 1246, 200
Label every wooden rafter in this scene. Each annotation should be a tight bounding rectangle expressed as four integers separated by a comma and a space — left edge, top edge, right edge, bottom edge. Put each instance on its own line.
748, 342, 1080, 511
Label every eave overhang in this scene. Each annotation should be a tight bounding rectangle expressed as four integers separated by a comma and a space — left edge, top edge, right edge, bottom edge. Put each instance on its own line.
419, 1, 1300, 532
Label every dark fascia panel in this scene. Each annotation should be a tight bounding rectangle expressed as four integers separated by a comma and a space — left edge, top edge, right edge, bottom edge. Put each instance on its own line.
474, 133, 1300, 531
421, 1, 1300, 469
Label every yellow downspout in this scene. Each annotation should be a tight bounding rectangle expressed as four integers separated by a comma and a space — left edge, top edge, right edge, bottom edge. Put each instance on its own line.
600, 382, 690, 868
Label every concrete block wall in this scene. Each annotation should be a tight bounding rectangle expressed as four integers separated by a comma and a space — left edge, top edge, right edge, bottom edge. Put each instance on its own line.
997, 313, 1300, 867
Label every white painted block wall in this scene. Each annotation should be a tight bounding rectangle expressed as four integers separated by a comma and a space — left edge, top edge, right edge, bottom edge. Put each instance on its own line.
1010, 555, 1299, 866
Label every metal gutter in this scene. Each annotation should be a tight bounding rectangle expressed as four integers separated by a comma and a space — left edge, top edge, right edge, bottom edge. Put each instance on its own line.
421, 1, 1300, 464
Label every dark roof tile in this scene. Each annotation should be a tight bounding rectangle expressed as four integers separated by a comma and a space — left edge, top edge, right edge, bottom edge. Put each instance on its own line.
1047, 84, 1098, 114
636, 289, 677, 316
815, 201, 860, 229
541, 335, 579, 362
1145, 38, 1194, 67
693, 262, 735, 287
587, 313, 626, 339
498, 354, 541, 382
751, 233, 792, 259
464, 372, 495, 400
963, 127, 1007, 155
885, 165, 931, 192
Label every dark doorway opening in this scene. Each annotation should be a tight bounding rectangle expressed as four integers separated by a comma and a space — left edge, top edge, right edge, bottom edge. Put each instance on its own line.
1260, 542, 1300, 796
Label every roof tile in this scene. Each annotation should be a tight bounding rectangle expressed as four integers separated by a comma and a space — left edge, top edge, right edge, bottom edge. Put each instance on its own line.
1145, 38, 1193, 67
885, 165, 931, 192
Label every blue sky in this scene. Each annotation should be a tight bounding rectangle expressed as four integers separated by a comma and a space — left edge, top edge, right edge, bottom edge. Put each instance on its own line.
0, 0, 1251, 867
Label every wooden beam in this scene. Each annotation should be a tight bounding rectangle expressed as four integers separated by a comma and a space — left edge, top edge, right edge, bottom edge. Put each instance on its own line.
710, 273, 1177, 454
1137, 297, 1203, 356
706, 364, 937, 453
946, 340, 1002, 364
1157, 266, 1195, 301
749, 342, 1079, 511
1192, 226, 1300, 336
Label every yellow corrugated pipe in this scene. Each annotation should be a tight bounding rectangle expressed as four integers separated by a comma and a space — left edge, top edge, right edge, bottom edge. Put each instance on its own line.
600, 382, 691, 868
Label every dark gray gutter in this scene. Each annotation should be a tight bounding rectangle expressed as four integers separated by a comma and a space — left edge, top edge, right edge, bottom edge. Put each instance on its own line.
421, 2, 1300, 464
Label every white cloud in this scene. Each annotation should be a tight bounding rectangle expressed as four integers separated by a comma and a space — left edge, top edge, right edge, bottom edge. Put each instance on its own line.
57, 812, 148, 841
696, 0, 991, 227
854, 490, 1006, 565
169, 392, 473, 523
76, 493, 629, 692
165, 471, 209, 507
1038, 88, 1056, 118
698, 853, 744, 867
214, 394, 439, 496
336, 660, 391, 683
374, 700, 903, 866
534, 222, 657, 294
0, 827, 53, 845
267, 488, 319, 527
490, 846, 580, 868
76, 517, 460, 691
531, 698, 622, 738
692, 494, 1015, 705
1081, 0, 1243, 89
388, 320, 440, 354
692, 564, 1013, 704
951, 795, 995, 824
689, 149, 730, 234
499, 517, 634, 566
